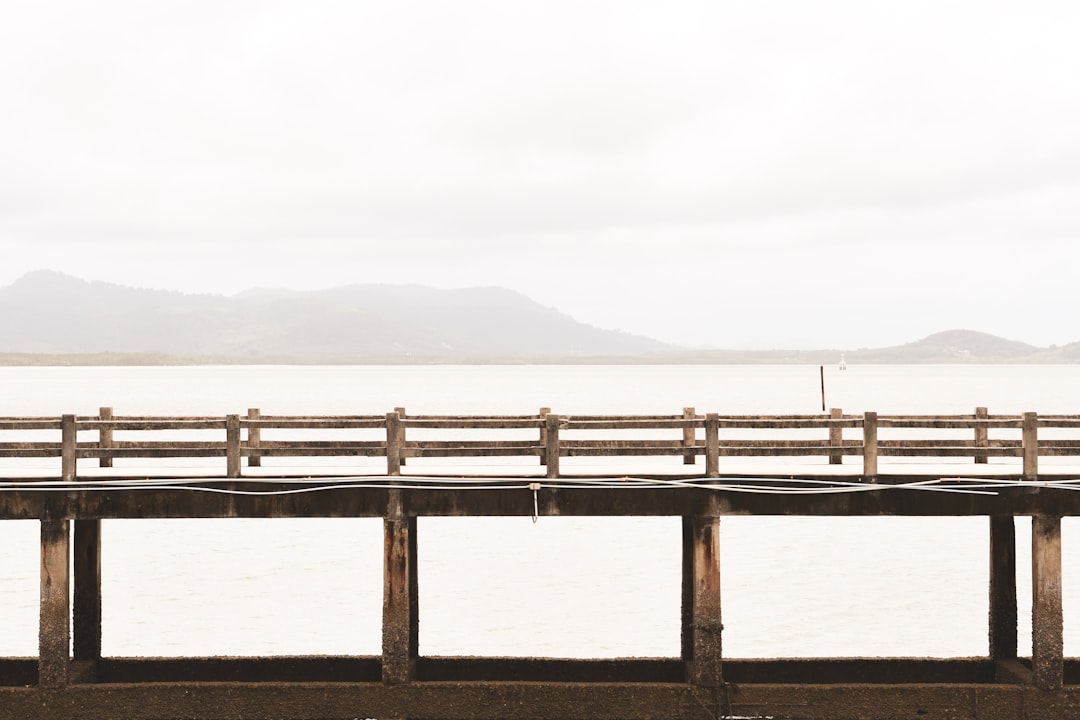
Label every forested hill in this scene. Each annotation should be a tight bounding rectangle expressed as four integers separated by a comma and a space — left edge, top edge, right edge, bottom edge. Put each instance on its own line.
0, 271, 671, 361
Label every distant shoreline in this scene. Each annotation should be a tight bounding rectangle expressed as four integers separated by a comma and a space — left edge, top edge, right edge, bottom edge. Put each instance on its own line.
2, 351, 1078, 367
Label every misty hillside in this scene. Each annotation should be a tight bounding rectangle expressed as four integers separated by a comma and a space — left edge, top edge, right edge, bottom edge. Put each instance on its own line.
0, 271, 671, 360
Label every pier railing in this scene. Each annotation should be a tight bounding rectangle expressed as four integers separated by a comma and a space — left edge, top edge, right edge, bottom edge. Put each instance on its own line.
2, 406, 1079, 479
5, 407, 1080, 718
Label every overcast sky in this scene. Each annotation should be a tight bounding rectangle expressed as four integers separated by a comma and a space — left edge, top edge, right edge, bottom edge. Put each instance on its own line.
2, 1, 1078, 349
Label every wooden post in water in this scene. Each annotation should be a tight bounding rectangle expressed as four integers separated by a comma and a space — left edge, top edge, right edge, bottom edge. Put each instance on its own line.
828, 408, 843, 465
705, 413, 719, 478
98, 407, 113, 468
247, 408, 261, 468
386, 412, 402, 476
39, 519, 70, 688
862, 412, 878, 481
1032, 515, 1063, 690
226, 414, 241, 479
545, 414, 561, 479
682, 407, 696, 465
974, 407, 989, 464
1023, 412, 1039, 480
382, 490, 418, 684
682, 505, 722, 686
988, 516, 1017, 662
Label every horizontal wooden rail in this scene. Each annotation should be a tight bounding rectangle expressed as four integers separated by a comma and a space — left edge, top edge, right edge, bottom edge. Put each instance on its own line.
2, 407, 1080, 480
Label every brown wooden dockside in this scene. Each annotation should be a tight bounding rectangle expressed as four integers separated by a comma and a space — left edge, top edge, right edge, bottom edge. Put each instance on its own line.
3, 406, 1080, 719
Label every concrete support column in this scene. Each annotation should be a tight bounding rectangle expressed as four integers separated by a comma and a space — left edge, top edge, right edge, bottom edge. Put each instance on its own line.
383, 490, 418, 684
39, 519, 70, 688
1032, 515, 1063, 690
988, 516, 1017, 661
682, 513, 722, 686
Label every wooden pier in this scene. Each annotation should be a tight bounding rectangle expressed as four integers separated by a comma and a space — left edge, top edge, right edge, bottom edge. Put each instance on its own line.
3, 406, 1080, 719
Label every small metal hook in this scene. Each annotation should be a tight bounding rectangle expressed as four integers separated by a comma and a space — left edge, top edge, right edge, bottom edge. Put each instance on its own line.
529, 482, 541, 523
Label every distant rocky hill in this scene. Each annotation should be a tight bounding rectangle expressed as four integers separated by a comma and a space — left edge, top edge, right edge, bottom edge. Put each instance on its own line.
0, 271, 672, 361
843, 329, 1060, 363
1, 271, 1077, 365
660, 329, 1080, 365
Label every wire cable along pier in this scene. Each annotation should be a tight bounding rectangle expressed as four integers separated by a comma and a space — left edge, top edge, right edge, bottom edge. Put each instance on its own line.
4, 405, 1080, 719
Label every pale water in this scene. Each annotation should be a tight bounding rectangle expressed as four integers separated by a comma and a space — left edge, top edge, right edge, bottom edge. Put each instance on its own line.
2, 364, 1080, 660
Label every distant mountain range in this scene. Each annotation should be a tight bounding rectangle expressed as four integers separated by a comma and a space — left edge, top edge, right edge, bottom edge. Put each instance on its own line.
0, 270, 670, 362
1, 271, 1078, 365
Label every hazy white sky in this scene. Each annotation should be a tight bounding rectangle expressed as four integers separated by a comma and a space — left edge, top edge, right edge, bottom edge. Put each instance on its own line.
2, 1, 1078, 349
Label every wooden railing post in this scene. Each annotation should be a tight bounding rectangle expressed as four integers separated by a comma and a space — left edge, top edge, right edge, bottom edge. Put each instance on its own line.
828, 408, 843, 465
61, 413, 76, 482
247, 408, 261, 468
683, 407, 696, 465
386, 412, 402, 476
538, 407, 551, 466
1032, 515, 1063, 690
862, 411, 878, 480
1023, 412, 1038, 480
394, 407, 407, 467
98, 407, 113, 468
39, 519, 70, 688
682, 507, 722, 686
705, 413, 719, 478
226, 414, 241, 478
382, 490, 418, 684
974, 406, 989, 464
545, 414, 561, 479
